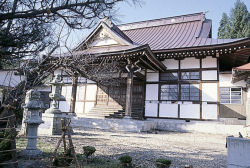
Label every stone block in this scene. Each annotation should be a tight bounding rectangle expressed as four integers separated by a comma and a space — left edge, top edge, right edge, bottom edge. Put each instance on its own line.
38, 113, 71, 136
227, 136, 250, 168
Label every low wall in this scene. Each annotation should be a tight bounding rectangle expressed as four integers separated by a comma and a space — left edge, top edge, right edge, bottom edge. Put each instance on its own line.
71, 117, 156, 132
147, 118, 248, 136
227, 137, 250, 168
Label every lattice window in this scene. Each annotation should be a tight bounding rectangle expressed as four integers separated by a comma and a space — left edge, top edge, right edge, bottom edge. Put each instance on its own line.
220, 87, 242, 104
160, 84, 178, 100
160, 72, 178, 81
181, 71, 200, 80
180, 84, 199, 101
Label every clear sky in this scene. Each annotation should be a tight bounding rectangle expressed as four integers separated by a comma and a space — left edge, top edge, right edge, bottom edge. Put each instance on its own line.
59, 0, 250, 53
117, 0, 250, 38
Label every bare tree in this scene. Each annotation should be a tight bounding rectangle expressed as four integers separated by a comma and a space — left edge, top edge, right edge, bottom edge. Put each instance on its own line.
0, 0, 141, 165
0, 0, 140, 60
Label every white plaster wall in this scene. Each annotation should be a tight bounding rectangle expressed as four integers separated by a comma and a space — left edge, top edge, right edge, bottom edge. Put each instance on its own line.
202, 103, 218, 119
202, 70, 218, 80
85, 85, 97, 101
78, 77, 87, 83
75, 102, 84, 114
63, 77, 72, 83
0, 71, 24, 87
180, 57, 200, 69
146, 84, 158, 100
159, 103, 178, 118
61, 85, 72, 99
90, 38, 118, 47
87, 79, 96, 83
180, 104, 200, 119
76, 86, 85, 101
145, 103, 158, 117
202, 83, 218, 102
202, 56, 217, 68
146, 72, 159, 82
58, 100, 70, 112
219, 73, 246, 87
162, 59, 179, 69
84, 102, 95, 113
227, 137, 250, 168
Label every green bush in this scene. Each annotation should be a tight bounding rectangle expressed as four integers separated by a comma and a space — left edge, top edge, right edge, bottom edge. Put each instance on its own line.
83, 146, 96, 159
119, 155, 132, 168
155, 158, 171, 168
0, 132, 12, 163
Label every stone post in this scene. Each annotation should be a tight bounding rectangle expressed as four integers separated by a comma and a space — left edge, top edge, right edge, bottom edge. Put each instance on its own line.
20, 90, 44, 157
19, 91, 31, 136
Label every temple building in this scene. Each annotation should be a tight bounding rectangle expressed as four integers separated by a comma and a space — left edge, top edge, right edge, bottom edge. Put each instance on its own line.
2, 12, 250, 126
49, 12, 250, 125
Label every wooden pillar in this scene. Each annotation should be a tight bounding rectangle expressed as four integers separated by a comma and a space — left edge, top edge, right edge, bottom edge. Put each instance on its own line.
70, 76, 78, 114
125, 71, 133, 117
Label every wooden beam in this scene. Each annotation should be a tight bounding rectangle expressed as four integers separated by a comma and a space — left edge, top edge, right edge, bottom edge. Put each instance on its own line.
134, 72, 145, 80
139, 57, 158, 71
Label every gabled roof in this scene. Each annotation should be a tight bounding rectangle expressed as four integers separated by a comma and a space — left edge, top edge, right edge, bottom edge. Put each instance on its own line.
75, 18, 134, 51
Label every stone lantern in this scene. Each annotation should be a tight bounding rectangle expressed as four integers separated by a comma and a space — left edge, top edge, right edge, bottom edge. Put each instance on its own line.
45, 74, 64, 114
38, 74, 70, 135
20, 90, 44, 157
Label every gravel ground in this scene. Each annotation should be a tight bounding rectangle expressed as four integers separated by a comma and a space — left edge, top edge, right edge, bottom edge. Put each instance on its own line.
17, 129, 227, 168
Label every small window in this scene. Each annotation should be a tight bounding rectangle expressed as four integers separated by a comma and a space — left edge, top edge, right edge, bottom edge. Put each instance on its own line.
160, 84, 178, 100
220, 87, 242, 104
181, 84, 199, 101
181, 71, 200, 80
160, 72, 178, 81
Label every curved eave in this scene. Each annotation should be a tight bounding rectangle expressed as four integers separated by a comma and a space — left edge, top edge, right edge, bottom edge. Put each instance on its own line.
66, 44, 166, 72
153, 38, 250, 58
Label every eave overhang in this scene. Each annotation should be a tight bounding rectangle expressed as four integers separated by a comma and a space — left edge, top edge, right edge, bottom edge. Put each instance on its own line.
153, 38, 250, 59
59, 44, 166, 72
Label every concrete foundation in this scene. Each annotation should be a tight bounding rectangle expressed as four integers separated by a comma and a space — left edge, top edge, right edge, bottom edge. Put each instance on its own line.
71, 117, 156, 132
71, 117, 250, 135
227, 136, 250, 168
147, 118, 250, 136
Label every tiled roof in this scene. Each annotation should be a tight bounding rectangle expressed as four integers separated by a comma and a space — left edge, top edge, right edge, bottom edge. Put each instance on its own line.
118, 12, 245, 51
233, 63, 250, 71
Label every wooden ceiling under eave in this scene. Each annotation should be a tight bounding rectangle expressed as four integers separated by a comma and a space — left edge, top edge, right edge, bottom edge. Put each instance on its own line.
219, 48, 250, 71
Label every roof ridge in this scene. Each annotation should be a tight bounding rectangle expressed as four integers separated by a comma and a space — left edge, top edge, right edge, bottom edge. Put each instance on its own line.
118, 12, 205, 31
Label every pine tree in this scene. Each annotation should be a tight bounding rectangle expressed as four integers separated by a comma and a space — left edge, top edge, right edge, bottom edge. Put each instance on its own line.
218, 13, 231, 39
230, 0, 250, 38
218, 0, 250, 39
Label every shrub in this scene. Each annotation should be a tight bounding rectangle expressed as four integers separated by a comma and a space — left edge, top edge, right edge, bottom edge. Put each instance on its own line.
83, 146, 96, 159
119, 155, 132, 168
155, 158, 171, 168
0, 131, 12, 163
